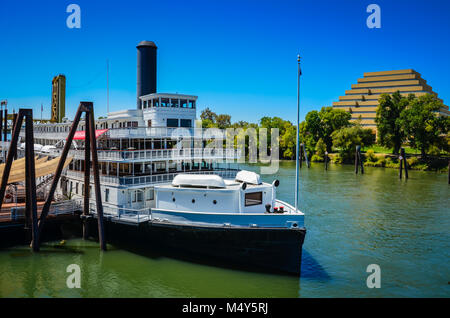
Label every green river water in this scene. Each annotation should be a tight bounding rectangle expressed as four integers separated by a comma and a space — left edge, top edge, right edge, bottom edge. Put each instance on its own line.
0, 162, 448, 297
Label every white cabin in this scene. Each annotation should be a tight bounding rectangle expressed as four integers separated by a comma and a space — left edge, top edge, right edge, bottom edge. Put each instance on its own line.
155, 171, 278, 214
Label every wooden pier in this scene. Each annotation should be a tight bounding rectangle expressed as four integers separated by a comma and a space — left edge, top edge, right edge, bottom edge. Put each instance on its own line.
0, 103, 106, 251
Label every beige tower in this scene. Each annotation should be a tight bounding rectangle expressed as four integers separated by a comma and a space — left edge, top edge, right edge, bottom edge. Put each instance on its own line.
51, 75, 66, 123
332, 69, 449, 131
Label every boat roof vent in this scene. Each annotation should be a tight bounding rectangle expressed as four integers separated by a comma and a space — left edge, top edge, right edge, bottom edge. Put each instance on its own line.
235, 170, 261, 185
172, 174, 226, 188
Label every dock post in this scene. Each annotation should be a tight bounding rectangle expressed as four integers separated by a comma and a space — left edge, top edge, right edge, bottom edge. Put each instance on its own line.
37, 102, 106, 250
324, 151, 328, 171
13, 113, 17, 160
24, 111, 39, 251
37, 104, 85, 244
0, 109, 39, 251
87, 104, 107, 251
83, 111, 91, 240
355, 146, 359, 174
0, 112, 24, 212
402, 148, 408, 179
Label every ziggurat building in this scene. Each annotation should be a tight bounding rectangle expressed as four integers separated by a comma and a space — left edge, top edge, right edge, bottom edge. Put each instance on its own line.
332, 69, 450, 130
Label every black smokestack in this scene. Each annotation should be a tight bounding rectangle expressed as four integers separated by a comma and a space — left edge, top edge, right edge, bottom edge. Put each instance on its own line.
137, 41, 157, 108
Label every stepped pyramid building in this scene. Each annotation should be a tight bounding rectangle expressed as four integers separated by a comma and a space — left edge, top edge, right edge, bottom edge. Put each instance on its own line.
332, 69, 450, 130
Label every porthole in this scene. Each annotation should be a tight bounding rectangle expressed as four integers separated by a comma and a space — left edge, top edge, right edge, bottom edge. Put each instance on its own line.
192, 199, 195, 203
213, 200, 217, 205
172, 198, 176, 202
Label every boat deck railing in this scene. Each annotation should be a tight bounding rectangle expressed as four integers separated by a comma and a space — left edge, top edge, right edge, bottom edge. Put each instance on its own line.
21, 126, 231, 140
66, 147, 241, 162
0, 200, 81, 223
65, 168, 240, 186
89, 203, 151, 224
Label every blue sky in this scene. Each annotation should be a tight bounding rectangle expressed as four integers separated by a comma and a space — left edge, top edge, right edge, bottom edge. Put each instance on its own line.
0, 0, 449, 123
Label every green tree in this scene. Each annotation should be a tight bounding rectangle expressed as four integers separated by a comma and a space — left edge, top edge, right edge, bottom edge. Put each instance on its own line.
400, 94, 449, 157
375, 91, 411, 154
318, 107, 352, 152
332, 124, 375, 162
280, 122, 297, 159
302, 107, 351, 153
200, 107, 217, 122
215, 114, 231, 129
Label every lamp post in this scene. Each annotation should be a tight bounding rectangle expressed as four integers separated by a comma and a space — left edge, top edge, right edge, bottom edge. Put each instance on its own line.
295, 54, 302, 213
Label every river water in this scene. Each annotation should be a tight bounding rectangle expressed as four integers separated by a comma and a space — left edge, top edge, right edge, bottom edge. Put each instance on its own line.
0, 162, 448, 297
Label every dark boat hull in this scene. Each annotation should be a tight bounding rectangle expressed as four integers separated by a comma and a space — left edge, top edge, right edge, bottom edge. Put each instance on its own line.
100, 219, 306, 275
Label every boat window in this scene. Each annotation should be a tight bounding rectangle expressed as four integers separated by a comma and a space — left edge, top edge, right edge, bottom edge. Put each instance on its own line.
137, 191, 143, 202
180, 119, 192, 128
161, 98, 169, 107
245, 192, 263, 206
167, 118, 179, 127
146, 189, 154, 201
105, 188, 110, 202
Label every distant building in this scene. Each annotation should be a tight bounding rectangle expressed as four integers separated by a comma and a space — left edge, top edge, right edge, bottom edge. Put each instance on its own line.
51, 74, 66, 123
332, 69, 450, 130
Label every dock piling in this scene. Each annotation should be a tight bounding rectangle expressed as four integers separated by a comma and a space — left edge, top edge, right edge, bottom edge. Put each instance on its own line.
399, 148, 408, 179
37, 102, 106, 251
83, 110, 91, 240
0, 109, 39, 251
355, 145, 364, 174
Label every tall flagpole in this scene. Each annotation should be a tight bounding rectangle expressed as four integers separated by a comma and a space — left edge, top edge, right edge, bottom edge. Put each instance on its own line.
295, 54, 301, 213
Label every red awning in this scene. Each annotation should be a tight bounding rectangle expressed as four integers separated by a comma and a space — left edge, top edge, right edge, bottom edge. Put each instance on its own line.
72, 129, 109, 140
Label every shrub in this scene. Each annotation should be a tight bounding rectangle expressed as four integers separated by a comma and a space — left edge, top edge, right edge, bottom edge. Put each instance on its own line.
428, 145, 441, 156
365, 149, 377, 163
385, 157, 399, 168
311, 154, 324, 162
407, 156, 419, 167
333, 153, 343, 164
332, 124, 375, 162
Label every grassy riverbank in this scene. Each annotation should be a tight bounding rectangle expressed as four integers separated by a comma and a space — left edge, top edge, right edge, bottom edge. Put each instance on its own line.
322, 150, 449, 172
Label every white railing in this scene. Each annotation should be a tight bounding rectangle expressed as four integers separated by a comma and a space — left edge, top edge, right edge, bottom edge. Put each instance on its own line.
65, 169, 239, 186
22, 126, 223, 140
0, 200, 81, 222
33, 147, 241, 163
89, 203, 152, 224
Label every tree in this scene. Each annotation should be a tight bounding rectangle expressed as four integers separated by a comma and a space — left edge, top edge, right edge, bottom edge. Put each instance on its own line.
400, 94, 449, 157
302, 107, 351, 154
332, 124, 375, 162
318, 107, 352, 152
200, 107, 217, 122
260, 116, 294, 159
375, 91, 411, 154
280, 122, 297, 159
215, 114, 231, 129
